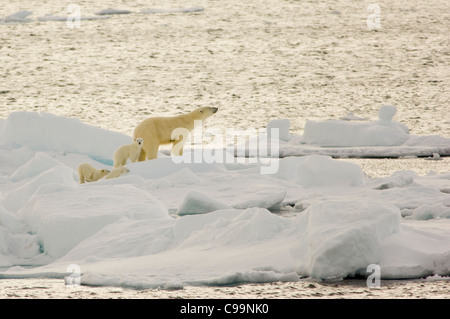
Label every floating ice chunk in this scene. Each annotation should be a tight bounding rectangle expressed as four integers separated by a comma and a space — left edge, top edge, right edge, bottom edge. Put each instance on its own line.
141, 7, 205, 14
378, 105, 397, 122
95, 8, 133, 15
294, 155, 364, 187
3, 10, 33, 23
275, 155, 365, 187
300, 120, 409, 147
37, 14, 66, 21
425, 153, 442, 161
405, 135, 450, 147
38, 14, 110, 21
299, 105, 410, 147
377, 106, 409, 134
202, 270, 299, 286
425, 274, 450, 282
177, 191, 231, 216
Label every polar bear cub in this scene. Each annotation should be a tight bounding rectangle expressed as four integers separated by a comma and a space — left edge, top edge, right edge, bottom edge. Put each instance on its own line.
77, 163, 110, 184
113, 138, 144, 168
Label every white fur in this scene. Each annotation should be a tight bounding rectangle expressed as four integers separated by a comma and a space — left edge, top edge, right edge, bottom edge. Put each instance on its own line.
105, 166, 130, 180
133, 107, 218, 161
113, 138, 144, 167
77, 163, 110, 184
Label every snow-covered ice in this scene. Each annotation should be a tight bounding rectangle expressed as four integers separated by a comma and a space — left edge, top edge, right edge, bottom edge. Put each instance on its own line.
0, 111, 131, 163
238, 106, 450, 159
300, 105, 410, 147
0, 111, 449, 288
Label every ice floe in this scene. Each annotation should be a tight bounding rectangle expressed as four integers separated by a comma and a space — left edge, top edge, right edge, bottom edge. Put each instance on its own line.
0, 111, 448, 288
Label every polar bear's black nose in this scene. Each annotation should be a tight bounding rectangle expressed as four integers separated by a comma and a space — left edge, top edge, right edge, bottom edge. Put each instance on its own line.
211, 107, 218, 113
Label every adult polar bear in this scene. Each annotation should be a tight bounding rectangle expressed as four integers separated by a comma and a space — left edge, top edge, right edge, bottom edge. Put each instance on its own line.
133, 106, 218, 161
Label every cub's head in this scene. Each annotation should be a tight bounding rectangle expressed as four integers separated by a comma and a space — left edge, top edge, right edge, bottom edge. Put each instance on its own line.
99, 169, 110, 177
194, 106, 218, 120
134, 137, 144, 146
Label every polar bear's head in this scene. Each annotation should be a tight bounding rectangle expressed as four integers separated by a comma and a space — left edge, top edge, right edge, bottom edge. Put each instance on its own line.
135, 137, 144, 147
194, 106, 218, 120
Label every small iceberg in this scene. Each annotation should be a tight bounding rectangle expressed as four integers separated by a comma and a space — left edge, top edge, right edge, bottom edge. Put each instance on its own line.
252, 105, 450, 158
95, 8, 133, 15
141, 7, 205, 14
38, 14, 110, 22
1, 10, 33, 23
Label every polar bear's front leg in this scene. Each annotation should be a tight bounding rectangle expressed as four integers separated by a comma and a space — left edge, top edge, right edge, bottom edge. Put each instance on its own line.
146, 143, 159, 160
138, 149, 146, 161
140, 142, 159, 161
